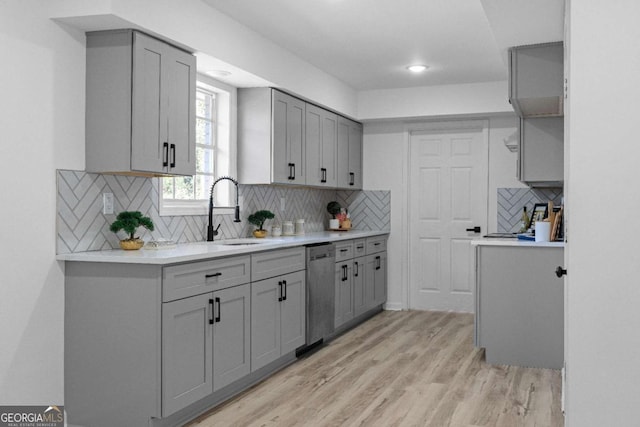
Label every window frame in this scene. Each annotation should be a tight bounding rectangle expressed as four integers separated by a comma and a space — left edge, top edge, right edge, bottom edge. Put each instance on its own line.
159, 75, 237, 217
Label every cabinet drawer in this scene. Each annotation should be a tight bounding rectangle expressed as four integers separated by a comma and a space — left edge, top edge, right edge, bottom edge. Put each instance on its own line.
366, 236, 388, 255
163, 255, 251, 302
251, 247, 305, 282
353, 239, 366, 257
335, 240, 354, 262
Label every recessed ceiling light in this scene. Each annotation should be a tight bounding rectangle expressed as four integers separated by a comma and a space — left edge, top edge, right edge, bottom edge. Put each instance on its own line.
205, 70, 231, 77
407, 64, 428, 73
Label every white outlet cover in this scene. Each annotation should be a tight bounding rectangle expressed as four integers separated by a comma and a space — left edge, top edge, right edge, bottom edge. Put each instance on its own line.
103, 193, 114, 215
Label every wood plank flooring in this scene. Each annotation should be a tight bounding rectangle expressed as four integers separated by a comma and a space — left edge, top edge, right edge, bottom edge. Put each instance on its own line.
187, 310, 563, 427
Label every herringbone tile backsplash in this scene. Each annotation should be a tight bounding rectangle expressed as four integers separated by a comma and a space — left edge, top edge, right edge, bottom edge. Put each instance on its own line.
56, 170, 391, 254
497, 187, 563, 232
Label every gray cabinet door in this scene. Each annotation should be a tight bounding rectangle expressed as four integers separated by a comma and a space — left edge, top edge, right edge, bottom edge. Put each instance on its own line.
213, 284, 251, 391
132, 32, 166, 174
165, 46, 196, 176
162, 293, 213, 417
272, 90, 306, 184
334, 262, 353, 329
364, 252, 387, 310
373, 252, 387, 306
337, 117, 363, 189
518, 117, 564, 185
251, 277, 281, 371
280, 271, 306, 355
306, 104, 337, 187
352, 257, 366, 317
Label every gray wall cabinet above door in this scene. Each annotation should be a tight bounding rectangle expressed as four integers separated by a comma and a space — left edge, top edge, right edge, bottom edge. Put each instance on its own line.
86, 30, 196, 176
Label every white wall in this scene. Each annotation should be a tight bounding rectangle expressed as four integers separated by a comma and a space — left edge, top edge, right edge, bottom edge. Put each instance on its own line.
357, 81, 512, 120
363, 116, 521, 309
565, 1, 640, 425
0, 1, 85, 403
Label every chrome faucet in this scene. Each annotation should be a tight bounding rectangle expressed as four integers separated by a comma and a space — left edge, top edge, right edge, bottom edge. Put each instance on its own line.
207, 176, 241, 241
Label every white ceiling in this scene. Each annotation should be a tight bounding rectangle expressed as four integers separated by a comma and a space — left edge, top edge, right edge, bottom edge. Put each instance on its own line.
201, 0, 564, 91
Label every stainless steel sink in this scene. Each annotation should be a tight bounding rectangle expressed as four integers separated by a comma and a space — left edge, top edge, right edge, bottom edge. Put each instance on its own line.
209, 239, 270, 246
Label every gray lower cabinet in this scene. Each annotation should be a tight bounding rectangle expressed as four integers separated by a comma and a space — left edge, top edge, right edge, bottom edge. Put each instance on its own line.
86, 30, 196, 176
212, 284, 251, 391
251, 270, 306, 371
162, 293, 213, 416
334, 262, 354, 328
352, 256, 366, 317
475, 245, 564, 369
162, 282, 251, 417
365, 252, 387, 308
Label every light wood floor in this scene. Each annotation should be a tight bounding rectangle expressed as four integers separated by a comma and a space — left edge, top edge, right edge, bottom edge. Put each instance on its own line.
188, 310, 563, 427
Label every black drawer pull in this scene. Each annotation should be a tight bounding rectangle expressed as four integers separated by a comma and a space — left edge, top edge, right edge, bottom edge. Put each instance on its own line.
340, 249, 349, 253
205, 272, 222, 279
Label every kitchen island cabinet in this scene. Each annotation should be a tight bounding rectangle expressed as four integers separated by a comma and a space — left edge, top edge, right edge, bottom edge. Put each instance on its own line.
474, 240, 564, 369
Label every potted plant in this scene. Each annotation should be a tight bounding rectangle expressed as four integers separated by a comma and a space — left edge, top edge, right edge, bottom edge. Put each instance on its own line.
327, 201, 342, 229
109, 211, 154, 250
248, 210, 275, 238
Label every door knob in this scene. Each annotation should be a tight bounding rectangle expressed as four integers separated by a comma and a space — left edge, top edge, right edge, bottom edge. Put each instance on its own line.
466, 226, 481, 233
555, 266, 567, 278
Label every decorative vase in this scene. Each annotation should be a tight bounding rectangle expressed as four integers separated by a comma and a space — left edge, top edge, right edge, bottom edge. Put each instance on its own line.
253, 229, 268, 238
340, 218, 352, 230
119, 238, 144, 250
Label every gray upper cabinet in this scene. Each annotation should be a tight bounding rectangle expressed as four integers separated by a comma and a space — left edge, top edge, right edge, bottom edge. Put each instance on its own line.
337, 117, 363, 189
306, 104, 337, 187
238, 88, 306, 185
509, 42, 564, 117
518, 117, 564, 187
238, 88, 362, 189
86, 30, 196, 176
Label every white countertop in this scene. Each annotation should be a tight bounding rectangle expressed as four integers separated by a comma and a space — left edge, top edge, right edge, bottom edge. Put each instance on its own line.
471, 238, 564, 248
56, 230, 389, 265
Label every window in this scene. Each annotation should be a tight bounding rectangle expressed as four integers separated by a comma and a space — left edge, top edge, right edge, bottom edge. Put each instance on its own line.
160, 76, 236, 216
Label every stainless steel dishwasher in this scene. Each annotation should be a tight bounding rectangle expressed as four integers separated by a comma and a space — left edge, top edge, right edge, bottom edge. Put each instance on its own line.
298, 242, 335, 356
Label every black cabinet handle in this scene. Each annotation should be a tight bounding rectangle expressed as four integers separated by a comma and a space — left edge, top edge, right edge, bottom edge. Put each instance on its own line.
375, 256, 381, 270
354, 261, 359, 277
342, 265, 348, 281
282, 280, 287, 301
374, 242, 381, 246
340, 249, 349, 253
321, 168, 327, 183
288, 163, 295, 180
555, 266, 567, 278
466, 226, 481, 233
163, 142, 169, 167
278, 281, 283, 302
208, 298, 214, 325
169, 143, 176, 168
349, 172, 355, 186
215, 297, 221, 323
205, 272, 222, 279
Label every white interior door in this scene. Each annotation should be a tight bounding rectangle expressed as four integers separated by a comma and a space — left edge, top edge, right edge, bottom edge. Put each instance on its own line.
409, 127, 488, 312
